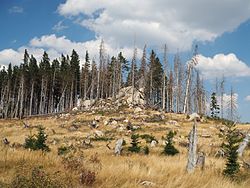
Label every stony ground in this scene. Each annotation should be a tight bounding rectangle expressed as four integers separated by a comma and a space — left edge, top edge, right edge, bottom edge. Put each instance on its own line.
0, 107, 250, 187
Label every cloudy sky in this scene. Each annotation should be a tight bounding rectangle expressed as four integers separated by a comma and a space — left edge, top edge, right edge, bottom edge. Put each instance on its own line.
0, 0, 250, 121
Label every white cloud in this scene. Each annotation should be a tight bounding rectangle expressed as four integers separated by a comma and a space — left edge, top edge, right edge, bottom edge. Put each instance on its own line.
9, 6, 23, 14
52, 21, 68, 32
0, 49, 23, 65
58, 0, 250, 52
245, 95, 250, 101
0, 34, 139, 66
196, 54, 250, 79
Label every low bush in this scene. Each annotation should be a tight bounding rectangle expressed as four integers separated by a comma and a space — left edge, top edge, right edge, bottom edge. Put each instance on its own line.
128, 134, 141, 153
10, 166, 63, 188
163, 131, 179, 156
24, 126, 50, 152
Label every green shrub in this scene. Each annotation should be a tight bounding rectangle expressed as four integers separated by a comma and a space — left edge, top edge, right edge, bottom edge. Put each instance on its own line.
140, 134, 157, 143
221, 122, 242, 178
145, 114, 164, 122
128, 134, 141, 153
24, 135, 37, 150
163, 131, 179, 156
0, 181, 9, 188
92, 136, 114, 141
58, 146, 71, 156
24, 126, 50, 152
80, 169, 96, 186
143, 146, 149, 155
10, 166, 63, 188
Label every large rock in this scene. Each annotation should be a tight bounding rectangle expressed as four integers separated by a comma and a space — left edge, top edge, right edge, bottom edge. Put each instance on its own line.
90, 120, 99, 128
134, 107, 143, 113
188, 113, 200, 121
111, 120, 118, 126
169, 120, 178, 126
72, 107, 78, 111
94, 130, 104, 137
140, 181, 156, 187
150, 140, 157, 147
116, 86, 146, 106
2, 138, 10, 145
81, 99, 95, 109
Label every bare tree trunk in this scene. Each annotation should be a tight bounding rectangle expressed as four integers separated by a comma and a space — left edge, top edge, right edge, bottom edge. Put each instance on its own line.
101, 61, 105, 99
19, 75, 24, 119
70, 80, 74, 109
39, 78, 44, 114
29, 81, 34, 116
187, 119, 198, 173
220, 76, 225, 119
183, 64, 192, 114
112, 59, 116, 99
162, 44, 167, 111
237, 134, 250, 157
131, 47, 137, 105
14, 85, 21, 118
183, 46, 198, 114
168, 71, 173, 112
3, 85, 9, 118
84, 72, 88, 100
96, 69, 100, 100
57, 84, 67, 112
50, 70, 56, 113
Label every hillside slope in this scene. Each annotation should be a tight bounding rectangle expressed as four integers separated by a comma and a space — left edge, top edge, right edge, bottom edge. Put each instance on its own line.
0, 107, 250, 187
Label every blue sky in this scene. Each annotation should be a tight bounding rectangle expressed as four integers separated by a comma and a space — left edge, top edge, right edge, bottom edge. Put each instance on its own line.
0, 0, 250, 122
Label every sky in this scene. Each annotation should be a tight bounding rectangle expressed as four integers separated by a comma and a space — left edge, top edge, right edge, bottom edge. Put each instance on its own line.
0, 0, 250, 122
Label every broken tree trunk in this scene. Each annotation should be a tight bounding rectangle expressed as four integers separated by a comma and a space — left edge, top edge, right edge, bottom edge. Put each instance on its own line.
162, 44, 167, 111
196, 152, 205, 170
237, 133, 250, 157
183, 63, 192, 114
114, 138, 124, 156
187, 119, 198, 173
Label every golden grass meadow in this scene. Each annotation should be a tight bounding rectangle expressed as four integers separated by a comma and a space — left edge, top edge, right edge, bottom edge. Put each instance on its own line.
0, 108, 250, 187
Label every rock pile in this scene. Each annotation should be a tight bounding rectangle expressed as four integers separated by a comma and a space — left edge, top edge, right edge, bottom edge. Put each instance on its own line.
79, 86, 146, 111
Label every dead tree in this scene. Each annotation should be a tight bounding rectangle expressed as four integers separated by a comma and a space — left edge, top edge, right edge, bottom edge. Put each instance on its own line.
96, 39, 105, 100
226, 86, 238, 121
162, 44, 168, 111
114, 138, 124, 156
183, 45, 198, 114
220, 76, 225, 119
168, 70, 173, 112
196, 152, 205, 170
237, 133, 250, 157
187, 118, 198, 173
131, 46, 137, 105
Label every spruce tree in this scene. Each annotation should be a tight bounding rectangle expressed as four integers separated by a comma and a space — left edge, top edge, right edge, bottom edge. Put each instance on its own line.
163, 131, 179, 156
128, 134, 141, 153
24, 126, 50, 152
222, 121, 242, 178
210, 92, 220, 118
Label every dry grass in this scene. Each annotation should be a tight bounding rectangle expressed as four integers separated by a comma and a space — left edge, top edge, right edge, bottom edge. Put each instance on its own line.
0, 109, 250, 187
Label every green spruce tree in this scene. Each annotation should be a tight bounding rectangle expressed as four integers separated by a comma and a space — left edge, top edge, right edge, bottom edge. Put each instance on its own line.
128, 134, 141, 153
222, 122, 242, 178
163, 131, 179, 156
210, 92, 220, 118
